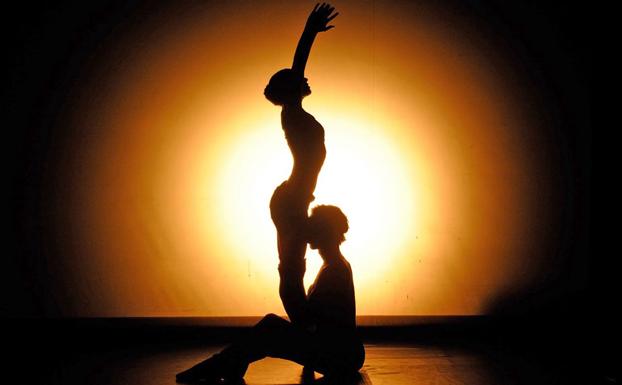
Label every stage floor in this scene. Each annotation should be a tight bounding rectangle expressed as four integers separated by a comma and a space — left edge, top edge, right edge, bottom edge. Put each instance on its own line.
4, 317, 605, 385
26, 342, 576, 385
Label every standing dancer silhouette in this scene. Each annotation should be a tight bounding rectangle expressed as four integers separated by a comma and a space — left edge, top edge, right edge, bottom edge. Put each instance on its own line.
176, 4, 364, 383
265, 2, 336, 326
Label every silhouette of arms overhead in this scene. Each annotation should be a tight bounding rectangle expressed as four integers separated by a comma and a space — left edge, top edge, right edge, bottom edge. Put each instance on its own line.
292, 3, 339, 76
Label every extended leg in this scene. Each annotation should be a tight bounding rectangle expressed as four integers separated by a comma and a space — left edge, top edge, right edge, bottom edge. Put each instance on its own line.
226, 313, 316, 366
176, 314, 315, 383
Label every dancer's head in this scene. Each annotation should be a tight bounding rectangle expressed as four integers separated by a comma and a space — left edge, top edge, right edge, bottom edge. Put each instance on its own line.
264, 69, 311, 106
308, 205, 349, 251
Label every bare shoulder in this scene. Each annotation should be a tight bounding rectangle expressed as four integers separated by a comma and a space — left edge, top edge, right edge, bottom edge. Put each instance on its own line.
333, 257, 353, 276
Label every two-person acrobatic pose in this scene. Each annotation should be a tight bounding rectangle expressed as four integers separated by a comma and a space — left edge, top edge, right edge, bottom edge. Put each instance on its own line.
177, 4, 364, 383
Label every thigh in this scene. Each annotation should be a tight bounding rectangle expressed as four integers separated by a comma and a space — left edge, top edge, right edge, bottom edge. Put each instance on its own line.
270, 182, 308, 231
249, 314, 317, 365
270, 181, 308, 260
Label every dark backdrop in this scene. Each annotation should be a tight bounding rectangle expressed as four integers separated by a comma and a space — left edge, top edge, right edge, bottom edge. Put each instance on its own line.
3, 0, 592, 321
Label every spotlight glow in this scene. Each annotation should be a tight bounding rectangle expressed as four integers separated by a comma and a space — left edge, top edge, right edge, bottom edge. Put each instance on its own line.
208, 113, 418, 290
64, 1, 539, 316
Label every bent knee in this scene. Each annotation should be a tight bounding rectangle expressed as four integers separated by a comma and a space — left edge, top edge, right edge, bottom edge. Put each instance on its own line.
258, 313, 286, 326
263, 313, 280, 321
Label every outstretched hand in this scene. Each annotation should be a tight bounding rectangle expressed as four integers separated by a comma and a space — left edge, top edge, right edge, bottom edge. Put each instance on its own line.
305, 3, 339, 33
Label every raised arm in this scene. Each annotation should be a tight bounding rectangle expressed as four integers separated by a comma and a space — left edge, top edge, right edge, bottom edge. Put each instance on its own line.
292, 3, 339, 76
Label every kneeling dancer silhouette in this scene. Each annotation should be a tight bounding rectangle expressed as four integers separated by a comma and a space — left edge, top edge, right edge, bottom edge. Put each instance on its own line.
176, 205, 364, 383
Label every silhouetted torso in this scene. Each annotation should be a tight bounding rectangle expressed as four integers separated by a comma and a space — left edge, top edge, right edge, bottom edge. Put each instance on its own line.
282, 106, 326, 198
307, 257, 356, 334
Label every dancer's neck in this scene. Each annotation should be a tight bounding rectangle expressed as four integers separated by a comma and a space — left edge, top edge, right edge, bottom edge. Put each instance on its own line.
283, 101, 304, 111
319, 245, 344, 264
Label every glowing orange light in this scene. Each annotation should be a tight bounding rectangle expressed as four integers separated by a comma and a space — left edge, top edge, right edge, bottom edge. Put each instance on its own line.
65, 1, 538, 316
